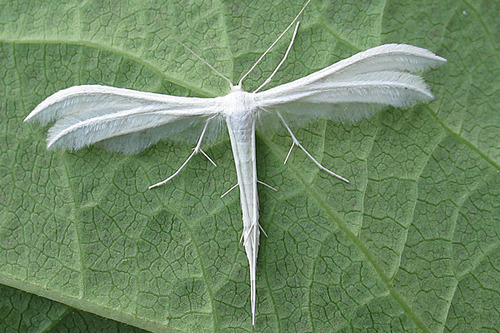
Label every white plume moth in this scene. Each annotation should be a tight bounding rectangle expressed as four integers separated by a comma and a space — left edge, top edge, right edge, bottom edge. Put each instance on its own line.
24, 0, 446, 325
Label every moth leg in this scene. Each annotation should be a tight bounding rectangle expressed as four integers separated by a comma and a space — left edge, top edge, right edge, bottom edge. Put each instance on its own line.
257, 180, 277, 192
241, 223, 267, 244
258, 224, 268, 238
149, 121, 214, 189
200, 149, 217, 167
277, 112, 350, 183
240, 225, 253, 243
221, 180, 277, 199
220, 183, 238, 198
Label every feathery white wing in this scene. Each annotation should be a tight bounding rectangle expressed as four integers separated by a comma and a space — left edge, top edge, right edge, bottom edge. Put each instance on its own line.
255, 44, 446, 123
24, 39, 446, 327
25, 85, 224, 153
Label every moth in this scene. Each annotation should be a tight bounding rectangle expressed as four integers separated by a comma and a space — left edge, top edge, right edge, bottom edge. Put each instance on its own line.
24, 0, 446, 325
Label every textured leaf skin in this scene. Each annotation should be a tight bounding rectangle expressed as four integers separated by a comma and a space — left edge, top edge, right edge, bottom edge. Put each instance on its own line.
0, 0, 498, 332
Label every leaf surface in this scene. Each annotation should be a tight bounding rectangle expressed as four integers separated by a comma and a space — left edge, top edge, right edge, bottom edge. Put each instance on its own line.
0, 0, 498, 332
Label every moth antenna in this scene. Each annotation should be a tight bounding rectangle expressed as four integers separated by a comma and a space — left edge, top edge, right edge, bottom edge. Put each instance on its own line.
238, 0, 312, 87
253, 21, 300, 93
148, 10, 233, 87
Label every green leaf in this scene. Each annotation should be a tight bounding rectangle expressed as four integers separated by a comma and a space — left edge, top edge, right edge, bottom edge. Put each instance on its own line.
1, 0, 498, 332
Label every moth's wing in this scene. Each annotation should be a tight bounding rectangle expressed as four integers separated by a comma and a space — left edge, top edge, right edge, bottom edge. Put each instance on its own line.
25, 85, 224, 153
255, 44, 446, 125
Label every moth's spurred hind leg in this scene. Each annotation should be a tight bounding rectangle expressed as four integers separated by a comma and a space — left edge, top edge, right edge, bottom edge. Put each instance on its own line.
277, 111, 350, 183
220, 180, 277, 198
149, 121, 216, 189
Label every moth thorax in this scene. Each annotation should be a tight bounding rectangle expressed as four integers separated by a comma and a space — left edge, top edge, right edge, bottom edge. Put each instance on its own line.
223, 88, 257, 119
